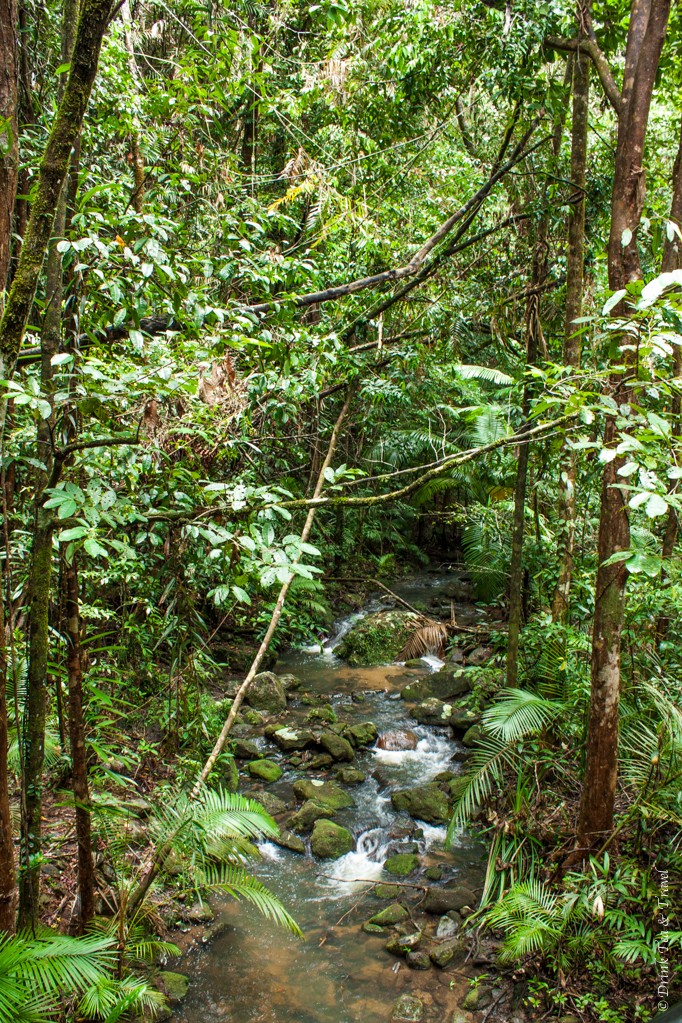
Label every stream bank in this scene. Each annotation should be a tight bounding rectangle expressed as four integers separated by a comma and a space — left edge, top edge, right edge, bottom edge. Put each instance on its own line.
169, 571, 512, 1023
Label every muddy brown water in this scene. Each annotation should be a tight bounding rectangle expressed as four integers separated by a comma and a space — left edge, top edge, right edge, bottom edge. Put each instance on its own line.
175, 574, 487, 1023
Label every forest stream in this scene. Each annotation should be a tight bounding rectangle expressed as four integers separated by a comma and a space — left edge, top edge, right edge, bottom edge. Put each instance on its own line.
175, 573, 488, 1023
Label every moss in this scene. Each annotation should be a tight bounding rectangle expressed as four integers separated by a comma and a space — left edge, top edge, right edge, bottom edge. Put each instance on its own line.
334, 610, 423, 666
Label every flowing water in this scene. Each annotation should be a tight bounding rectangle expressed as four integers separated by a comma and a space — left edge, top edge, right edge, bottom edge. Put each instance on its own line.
175, 573, 486, 1023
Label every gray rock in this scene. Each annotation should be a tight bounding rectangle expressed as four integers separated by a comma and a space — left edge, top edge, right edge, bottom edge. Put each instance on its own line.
272, 829, 305, 854
253, 790, 287, 816
401, 669, 472, 703
462, 984, 493, 1010
232, 738, 260, 760
406, 950, 431, 970
423, 885, 476, 915
333, 766, 366, 785
461, 724, 484, 748
411, 698, 454, 725
436, 914, 460, 937
466, 645, 494, 666
272, 726, 317, 752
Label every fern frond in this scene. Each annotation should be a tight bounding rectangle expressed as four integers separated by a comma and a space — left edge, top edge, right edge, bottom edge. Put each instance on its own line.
455, 365, 514, 386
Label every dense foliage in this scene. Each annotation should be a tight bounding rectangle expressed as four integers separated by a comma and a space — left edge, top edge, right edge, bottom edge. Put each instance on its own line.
0, 0, 681, 1019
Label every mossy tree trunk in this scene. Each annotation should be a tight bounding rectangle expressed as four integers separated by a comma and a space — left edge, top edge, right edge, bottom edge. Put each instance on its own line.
0, 0, 19, 934
64, 555, 95, 930
0, 0, 114, 397
552, 27, 589, 624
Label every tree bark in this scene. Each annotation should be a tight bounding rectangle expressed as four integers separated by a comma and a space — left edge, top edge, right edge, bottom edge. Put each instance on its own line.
655, 114, 682, 641
121, 0, 145, 213
577, 0, 671, 852
64, 556, 95, 930
0, 0, 114, 390
0, 0, 19, 294
17, 507, 53, 928
552, 30, 590, 623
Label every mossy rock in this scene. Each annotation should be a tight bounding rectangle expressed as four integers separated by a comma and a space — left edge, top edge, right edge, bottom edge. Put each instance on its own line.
334, 766, 366, 785
253, 790, 287, 816
306, 704, 337, 723
334, 611, 423, 666
310, 819, 354, 859
386, 931, 422, 956
319, 731, 355, 762
347, 721, 378, 747
273, 829, 305, 854
246, 672, 287, 714
362, 921, 385, 934
305, 753, 334, 770
410, 698, 454, 725
293, 778, 353, 809
461, 724, 484, 747
391, 995, 423, 1022
374, 883, 398, 899
384, 853, 420, 876
391, 784, 450, 824
447, 775, 469, 800
368, 902, 409, 926
241, 708, 263, 726
247, 759, 283, 783
288, 799, 336, 833
157, 971, 190, 1005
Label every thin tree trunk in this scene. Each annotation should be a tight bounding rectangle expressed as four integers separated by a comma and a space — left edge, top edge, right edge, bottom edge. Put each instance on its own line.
126, 391, 355, 919
506, 293, 541, 685
0, 0, 19, 296
121, 0, 145, 213
552, 31, 590, 623
17, 508, 53, 928
64, 556, 95, 930
577, 0, 671, 852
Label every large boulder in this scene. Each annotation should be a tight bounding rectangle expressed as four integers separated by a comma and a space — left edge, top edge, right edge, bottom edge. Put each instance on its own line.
246, 672, 286, 713
377, 730, 418, 751
319, 731, 355, 762
334, 611, 423, 666
310, 819, 354, 859
391, 784, 450, 824
401, 669, 472, 704
292, 778, 353, 810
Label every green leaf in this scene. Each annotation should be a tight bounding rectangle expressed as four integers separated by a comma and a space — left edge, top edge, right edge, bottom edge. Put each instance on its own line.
603, 289, 626, 315
645, 492, 667, 518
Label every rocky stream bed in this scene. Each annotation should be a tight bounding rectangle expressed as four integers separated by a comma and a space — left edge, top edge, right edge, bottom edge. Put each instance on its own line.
167, 572, 514, 1023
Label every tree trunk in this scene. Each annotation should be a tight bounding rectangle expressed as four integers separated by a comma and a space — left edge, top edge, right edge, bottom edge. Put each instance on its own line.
577, 0, 671, 852
17, 507, 53, 928
0, 0, 114, 390
552, 33, 589, 623
506, 292, 541, 685
121, 0, 145, 213
655, 114, 682, 641
64, 556, 95, 930
0, 0, 19, 294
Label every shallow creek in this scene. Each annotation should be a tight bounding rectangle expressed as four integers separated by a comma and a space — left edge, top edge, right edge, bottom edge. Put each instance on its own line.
175, 574, 487, 1023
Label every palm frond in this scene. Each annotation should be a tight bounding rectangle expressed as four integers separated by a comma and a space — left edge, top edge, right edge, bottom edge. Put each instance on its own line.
399, 621, 449, 660
447, 734, 520, 837
455, 365, 514, 386
198, 862, 302, 935
482, 688, 566, 741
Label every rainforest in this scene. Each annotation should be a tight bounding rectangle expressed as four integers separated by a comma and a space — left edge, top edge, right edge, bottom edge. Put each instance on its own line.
0, 0, 680, 1021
